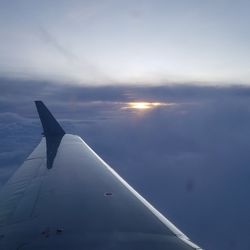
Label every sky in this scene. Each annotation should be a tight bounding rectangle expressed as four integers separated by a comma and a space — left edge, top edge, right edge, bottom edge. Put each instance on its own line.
1, 1, 250, 250
1, 0, 250, 85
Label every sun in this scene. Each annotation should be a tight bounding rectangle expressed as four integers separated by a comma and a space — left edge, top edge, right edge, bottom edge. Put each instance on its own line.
122, 101, 174, 110
128, 102, 151, 110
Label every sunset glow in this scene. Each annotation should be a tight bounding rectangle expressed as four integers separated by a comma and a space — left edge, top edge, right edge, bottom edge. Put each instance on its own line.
122, 102, 175, 110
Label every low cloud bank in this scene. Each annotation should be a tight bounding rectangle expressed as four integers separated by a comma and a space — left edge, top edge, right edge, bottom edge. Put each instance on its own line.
1, 78, 250, 249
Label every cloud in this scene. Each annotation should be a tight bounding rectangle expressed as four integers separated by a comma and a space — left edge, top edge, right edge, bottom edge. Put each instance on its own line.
1, 79, 250, 249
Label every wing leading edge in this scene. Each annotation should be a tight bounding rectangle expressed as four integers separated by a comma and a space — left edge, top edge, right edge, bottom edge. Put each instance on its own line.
0, 101, 203, 250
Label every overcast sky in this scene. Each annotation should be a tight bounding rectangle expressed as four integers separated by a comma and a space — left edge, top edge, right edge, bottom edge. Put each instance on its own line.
1, 0, 250, 84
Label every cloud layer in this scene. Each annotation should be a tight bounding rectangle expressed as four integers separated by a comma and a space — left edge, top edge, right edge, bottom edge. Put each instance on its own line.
1, 78, 250, 249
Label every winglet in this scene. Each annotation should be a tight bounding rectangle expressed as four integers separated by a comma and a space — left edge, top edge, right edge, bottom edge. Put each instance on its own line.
35, 101, 65, 137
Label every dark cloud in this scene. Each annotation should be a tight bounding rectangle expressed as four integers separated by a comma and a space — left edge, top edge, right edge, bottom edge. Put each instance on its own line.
1, 78, 250, 249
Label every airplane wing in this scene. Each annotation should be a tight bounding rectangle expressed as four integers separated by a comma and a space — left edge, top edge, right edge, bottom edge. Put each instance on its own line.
0, 101, 203, 250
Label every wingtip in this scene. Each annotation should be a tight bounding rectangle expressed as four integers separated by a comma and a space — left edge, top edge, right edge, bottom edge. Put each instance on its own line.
35, 101, 65, 137
35, 100, 42, 104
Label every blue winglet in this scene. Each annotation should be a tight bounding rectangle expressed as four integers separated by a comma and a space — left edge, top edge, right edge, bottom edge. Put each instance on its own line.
35, 101, 65, 137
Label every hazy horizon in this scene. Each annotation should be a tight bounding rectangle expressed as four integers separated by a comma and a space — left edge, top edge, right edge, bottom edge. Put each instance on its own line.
1, 0, 250, 85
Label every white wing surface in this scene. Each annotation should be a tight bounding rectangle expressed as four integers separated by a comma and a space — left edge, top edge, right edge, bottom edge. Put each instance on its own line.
0, 101, 202, 250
